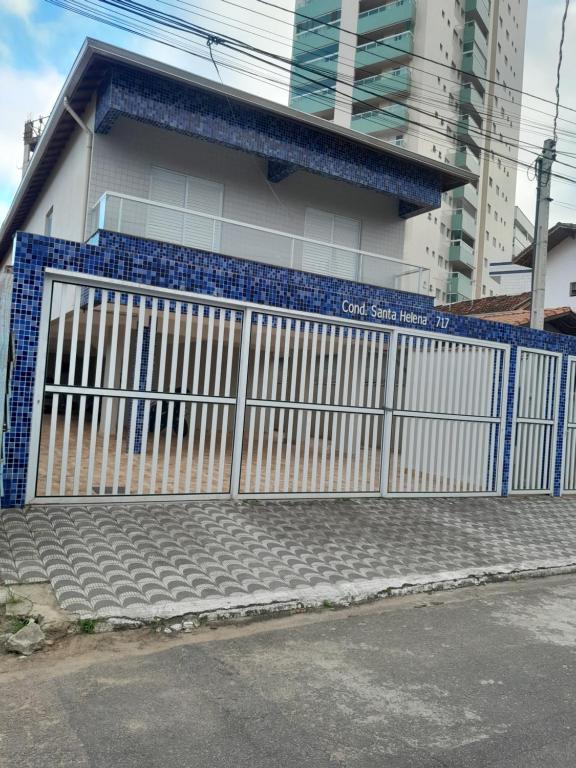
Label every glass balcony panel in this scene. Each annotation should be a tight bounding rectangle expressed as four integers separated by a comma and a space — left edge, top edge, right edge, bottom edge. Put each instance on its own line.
355, 31, 413, 69
351, 104, 408, 134
290, 87, 336, 114
89, 192, 430, 295
353, 67, 411, 101
447, 271, 473, 302
451, 208, 477, 240
449, 239, 475, 270
357, 0, 415, 36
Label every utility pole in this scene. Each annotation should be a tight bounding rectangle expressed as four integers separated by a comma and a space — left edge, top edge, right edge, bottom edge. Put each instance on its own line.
530, 139, 556, 330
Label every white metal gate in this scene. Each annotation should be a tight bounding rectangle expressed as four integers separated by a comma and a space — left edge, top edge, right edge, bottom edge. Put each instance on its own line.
562, 356, 576, 492
30, 279, 243, 500
387, 333, 508, 495
510, 348, 561, 494
28, 272, 514, 503
238, 310, 390, 496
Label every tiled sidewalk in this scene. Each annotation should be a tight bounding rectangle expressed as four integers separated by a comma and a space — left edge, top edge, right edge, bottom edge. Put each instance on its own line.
1, 497, 576, 619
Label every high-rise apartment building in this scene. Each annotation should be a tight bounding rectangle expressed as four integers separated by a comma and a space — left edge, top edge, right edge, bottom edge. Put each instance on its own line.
289, 0, 529, 303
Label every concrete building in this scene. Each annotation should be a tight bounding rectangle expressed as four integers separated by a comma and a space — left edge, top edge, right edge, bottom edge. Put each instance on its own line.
489, 205, 533, 294
289, 0, 529, 304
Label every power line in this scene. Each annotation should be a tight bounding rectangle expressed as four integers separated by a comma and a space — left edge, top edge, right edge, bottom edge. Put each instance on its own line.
554, 0, 571, 144
258, 0, 576, 117
44, 0, 576, 187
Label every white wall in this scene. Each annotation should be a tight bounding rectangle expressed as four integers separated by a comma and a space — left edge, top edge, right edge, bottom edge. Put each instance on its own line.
545, 238, 576, 309
88, 117, 406, 260
22, 100, 95, 245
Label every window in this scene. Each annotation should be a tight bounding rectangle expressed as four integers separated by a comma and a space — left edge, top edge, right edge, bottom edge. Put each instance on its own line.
570, 282, 576, 297
303, 208, 361, 281
44, 207, 53, 237
148, 167, 224, 251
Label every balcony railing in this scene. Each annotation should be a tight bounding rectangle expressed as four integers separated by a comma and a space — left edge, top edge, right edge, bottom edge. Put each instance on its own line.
353, 67, 411, 101
89, 192, 429, 295
357, 0, 415, 37
355, 31, 414, 70
351, 103, 408, 134
447, 271, 473, 303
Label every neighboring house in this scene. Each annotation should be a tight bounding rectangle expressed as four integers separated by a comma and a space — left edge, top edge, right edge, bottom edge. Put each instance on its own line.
514, 222, 576, 310
288, 0, 529, 303
439, 292, 576, 334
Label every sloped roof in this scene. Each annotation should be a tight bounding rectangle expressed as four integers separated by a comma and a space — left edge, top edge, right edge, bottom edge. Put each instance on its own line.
515, 222, 576, 267
0, 39, 475, 260
437, 292, 531, 316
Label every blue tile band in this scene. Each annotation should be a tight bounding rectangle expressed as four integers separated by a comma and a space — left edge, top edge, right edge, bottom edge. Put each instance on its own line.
4, 230, 575, 507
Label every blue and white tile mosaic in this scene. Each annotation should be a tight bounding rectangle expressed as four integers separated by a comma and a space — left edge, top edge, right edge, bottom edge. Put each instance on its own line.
94, 65, 442, 215
4, 229, 576, 508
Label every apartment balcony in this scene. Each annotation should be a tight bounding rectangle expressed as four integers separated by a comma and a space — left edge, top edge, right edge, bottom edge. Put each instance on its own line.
456, 114, 481, 148
351, 104, 408, 135
449, 239, 476, 271
464, 0, 491, 36
290, 55, 338, 92
447, 271, 473, 303
453, 147, 480, 175
452, 183, 478, 210
295, 0, 342, 20
463, 19, 488, 60
89, 192, 429, 295
462, 45, 487, 80
353, 67, 411, 102
355, 31, 413, 71
357, 0, 415, 37
460, 83, 484, 119
451, 207, 477, 241
293, 24, 340, 65
290, 86, 336, 114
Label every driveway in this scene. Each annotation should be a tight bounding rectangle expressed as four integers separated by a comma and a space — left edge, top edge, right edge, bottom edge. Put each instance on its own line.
1, 496, 576, 619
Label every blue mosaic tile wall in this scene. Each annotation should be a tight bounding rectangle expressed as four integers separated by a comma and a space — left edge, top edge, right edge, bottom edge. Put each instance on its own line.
5, 229, 576, 508
94, 65, 442, 216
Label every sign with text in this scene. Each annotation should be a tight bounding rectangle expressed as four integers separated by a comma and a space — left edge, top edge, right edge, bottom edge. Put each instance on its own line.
341, 300, 450, 329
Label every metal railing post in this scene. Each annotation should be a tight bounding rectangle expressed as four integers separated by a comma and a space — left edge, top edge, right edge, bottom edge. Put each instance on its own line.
230, 308, 252, 497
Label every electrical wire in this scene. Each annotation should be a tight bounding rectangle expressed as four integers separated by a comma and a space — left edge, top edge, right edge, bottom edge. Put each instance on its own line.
43, 0, 576, 188
553, 0, 571, 145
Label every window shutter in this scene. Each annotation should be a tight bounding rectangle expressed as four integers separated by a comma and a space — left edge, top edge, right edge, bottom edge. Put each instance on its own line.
302, 208, 360, 280
147, 168, 187, 243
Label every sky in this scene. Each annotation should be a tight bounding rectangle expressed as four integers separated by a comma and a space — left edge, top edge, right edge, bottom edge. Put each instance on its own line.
0, 0, 575, 235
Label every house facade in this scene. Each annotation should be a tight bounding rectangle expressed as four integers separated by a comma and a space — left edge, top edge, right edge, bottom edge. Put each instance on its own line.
1, 40, 576, 509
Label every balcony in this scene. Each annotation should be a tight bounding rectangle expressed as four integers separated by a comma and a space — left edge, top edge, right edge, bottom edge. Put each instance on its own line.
449, 239, 476, 271
453, 147, 480, 175
355, 31, 413, 71
464, 0, 491, 36
290, 86, 336, 114
295, 0, 342, 20
357, 0, 415, 37
463, 20, 488, 60
293, 24, 340, 64
452, 183, 478, 210
460, 83, 483, 118
447, 271, 473, 303
456, 114, 482, 147
451, 207, 477, 241
462, 45, 487, 80
353, 67, 411, 102
89, 192, 429, 295
351, 104, 408, 134
290, 55, 338, 92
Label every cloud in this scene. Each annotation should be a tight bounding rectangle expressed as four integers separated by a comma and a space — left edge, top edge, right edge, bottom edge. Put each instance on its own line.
0, 64, 63, 205
2, 0, 37, 21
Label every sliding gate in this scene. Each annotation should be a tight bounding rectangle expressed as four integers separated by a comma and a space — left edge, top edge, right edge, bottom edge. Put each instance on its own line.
29, 273, 510, 502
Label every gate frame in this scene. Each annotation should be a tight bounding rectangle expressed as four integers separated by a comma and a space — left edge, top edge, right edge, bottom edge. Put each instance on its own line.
27, 269, 511, 504
560, 354, 576, 495
508, 346, 562, 496
385, 331, 510, 498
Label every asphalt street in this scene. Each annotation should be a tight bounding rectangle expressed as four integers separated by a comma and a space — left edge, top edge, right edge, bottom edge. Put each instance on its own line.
2, 575, 576, 767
